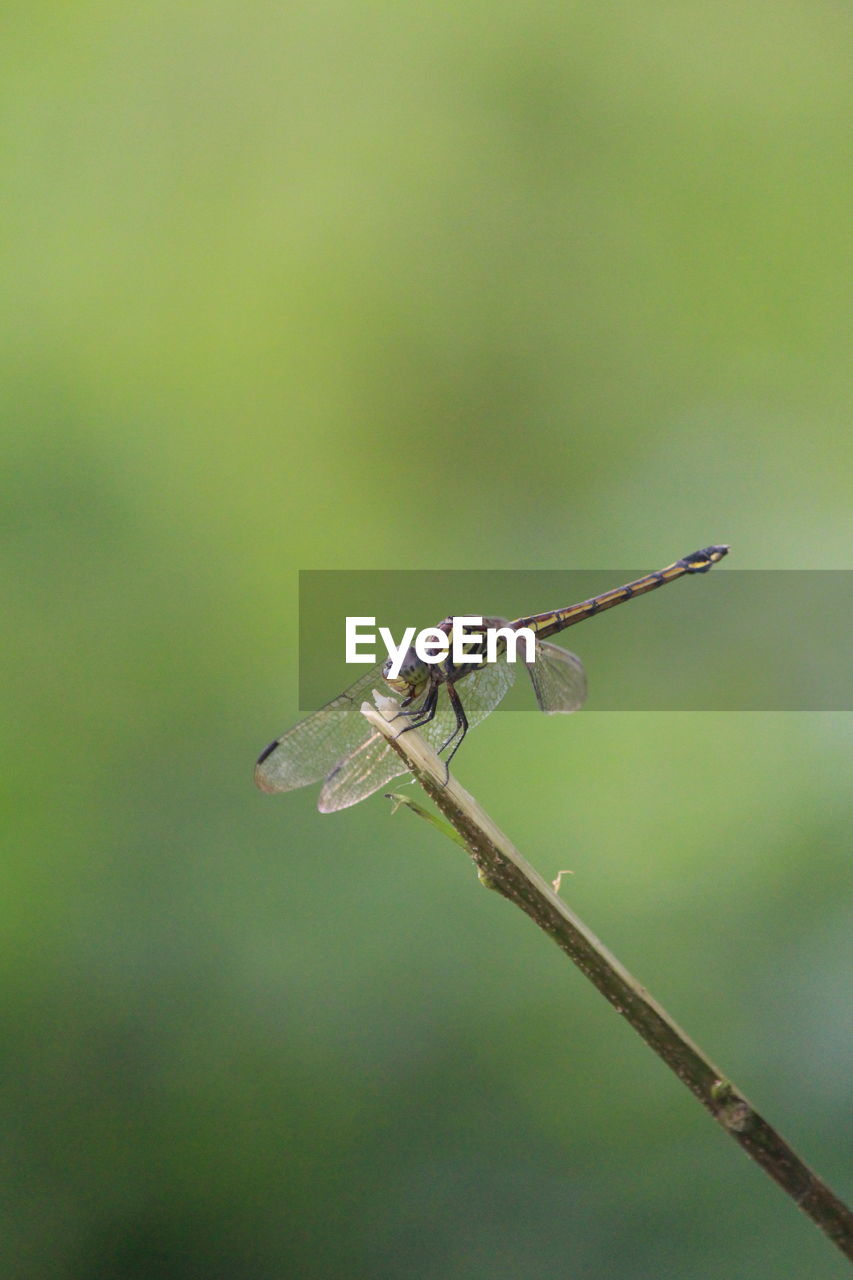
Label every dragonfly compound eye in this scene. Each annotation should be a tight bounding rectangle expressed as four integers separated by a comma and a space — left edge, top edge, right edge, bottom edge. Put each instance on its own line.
383, 648, 429, 695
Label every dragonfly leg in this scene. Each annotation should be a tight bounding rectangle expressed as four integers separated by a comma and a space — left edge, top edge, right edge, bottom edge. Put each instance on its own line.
432, 682, 469, 785
394, 680, 468, 787
394, 684, 438, 735
394, 703, 429, 720
392, 682, 439, 722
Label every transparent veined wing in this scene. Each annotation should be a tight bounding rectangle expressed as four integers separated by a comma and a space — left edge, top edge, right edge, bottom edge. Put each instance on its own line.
254, 661, 401, 794
449, 649, 517, 728
524, 640, 587, 713
317, 725, 408, 813
318, 653, 518, 812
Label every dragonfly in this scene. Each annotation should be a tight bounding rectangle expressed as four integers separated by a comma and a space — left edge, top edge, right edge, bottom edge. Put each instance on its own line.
255, 545, 729, 812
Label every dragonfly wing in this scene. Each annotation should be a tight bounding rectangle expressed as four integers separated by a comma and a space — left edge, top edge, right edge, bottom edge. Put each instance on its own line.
525, 640, 587, 714
447, 654, 516, 732
320, 658, 518, 809
317, 728, 410, 812
254, 662, 398, 794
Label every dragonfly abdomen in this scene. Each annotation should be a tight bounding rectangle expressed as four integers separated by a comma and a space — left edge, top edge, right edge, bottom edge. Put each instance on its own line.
515, 546, 729, 640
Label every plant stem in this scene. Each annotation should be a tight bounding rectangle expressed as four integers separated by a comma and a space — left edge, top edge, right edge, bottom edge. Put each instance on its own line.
361, 697, 853, 1262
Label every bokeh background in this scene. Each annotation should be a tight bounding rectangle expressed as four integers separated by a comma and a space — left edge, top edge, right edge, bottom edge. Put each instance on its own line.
2, 3, 851, 1277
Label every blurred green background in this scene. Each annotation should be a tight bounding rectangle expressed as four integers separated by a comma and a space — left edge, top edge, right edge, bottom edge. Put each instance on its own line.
2, 2, 851, 1276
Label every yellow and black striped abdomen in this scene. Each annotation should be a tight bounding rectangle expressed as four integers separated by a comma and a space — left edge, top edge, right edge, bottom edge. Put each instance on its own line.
514, 545, 729, 641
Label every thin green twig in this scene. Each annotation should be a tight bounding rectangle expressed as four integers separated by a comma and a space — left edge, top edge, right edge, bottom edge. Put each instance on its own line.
384, 793, 469, 849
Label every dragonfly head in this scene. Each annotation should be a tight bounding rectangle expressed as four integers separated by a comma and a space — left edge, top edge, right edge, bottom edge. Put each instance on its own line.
382, 648, 431, 697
